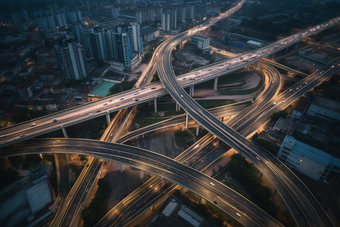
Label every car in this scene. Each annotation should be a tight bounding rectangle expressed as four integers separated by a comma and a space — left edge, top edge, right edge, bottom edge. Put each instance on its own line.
134, 92, 138, 95
53, 119, 57, 122
236, 213, 241, 218
116, 104, 120, 106
180, 95, 183, 97
210, 182, 215, 186
89, 113, 93, 115
97, 110, 101, 113
183, 78, 186, 80
86, 163, 89, 167
103, 103, 107, 106
214, 201, 217, 204
132, 98, 136, 101
141, 87, 145, 90
151, 87, 156, 90
332, 65, 335, 68
120, 98, 124, 100
109, 100, 113, 102
272, 80, 274, 83
104, 107, 107, 110
20, 134, 25, 138
190, 78, 195, 80
0, 135, 6, 138
272, 102, 276, 106
30, 123, 36, 127
86, 189, 89, 192
256, 156, 261, 161
135, 99, 139, 101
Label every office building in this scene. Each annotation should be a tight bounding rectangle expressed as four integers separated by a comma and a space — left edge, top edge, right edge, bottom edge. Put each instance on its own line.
306, 95, 340, 122
141, 27, 159, 42
277, 135, 340, 182
191, 35, 210, 50
55, 38, 88, 82
128, 22, 143, 53
88, 27, 115, 61
112, 7, 121, 19
47, 15, 57, 30
178, 7, 187, 22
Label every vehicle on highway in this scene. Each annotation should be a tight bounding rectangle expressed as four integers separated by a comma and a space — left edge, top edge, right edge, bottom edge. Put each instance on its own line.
53, 119, 57, 122
89, 113, 93, 115
273, 102, 276, 106
97, 110, 101, 113
86, 163, 89, 167
120, 98, 124, 100
256, 156, 261, 161
20, 134, 25, 137
0, 135, 6, 138
104, 107, 107, 110
30, 123, 36, 127
210, 182, 214, 186
180, 95, 183, 97
214, 201, 217, 204
132, 98, 136, 101
135, 99, 139, 101
116, 104, 120, 106
236, 213, 241, 218
103, 103, 107, 106
109, 100, 112, 102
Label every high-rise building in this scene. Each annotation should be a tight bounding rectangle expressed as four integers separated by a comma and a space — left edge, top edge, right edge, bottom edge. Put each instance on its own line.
112, 7, 121, 19
66, 11, 82, 23
162, 10, 177, 31
88, 27, 115, 61
128, 22, 143, 53
47, 15, 57, 30
135, 6, 163, 24
178, 7, 187, 23
186, 5, 195, 20
55, 13, 67, 27
55, 38, 88, 82
11, 10, 29, 24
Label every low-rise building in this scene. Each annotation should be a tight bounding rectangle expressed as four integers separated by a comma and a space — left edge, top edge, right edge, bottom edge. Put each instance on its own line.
291, 98, 311, 120
17, 84, 33, 98
59, 93, 75, 110
140, 27, 159, 42
43, 85, 65, 94
277, 135, 340, 182
191, 35, 210, 51
306, 95, 340, 122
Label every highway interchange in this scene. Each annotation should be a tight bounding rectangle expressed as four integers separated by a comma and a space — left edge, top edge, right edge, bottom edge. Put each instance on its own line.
1, 0, 340, 226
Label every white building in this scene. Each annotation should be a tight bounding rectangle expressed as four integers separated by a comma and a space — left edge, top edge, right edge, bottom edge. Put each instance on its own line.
277, 135, 340, 182
112, 7, 121, 19
186, 5, 195, 20
55, 13, 67, 27
161, 11, 171, 31
191, 35, 210, 50
55, 38, 88, 82
306, 96, 340, 122
128, 22, 143, 53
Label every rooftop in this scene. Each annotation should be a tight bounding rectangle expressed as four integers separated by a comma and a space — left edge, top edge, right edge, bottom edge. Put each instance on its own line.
88, 81, 115, 97
294, 98, 311, 113
312, 95, 340, 113
141, 27, 159, 35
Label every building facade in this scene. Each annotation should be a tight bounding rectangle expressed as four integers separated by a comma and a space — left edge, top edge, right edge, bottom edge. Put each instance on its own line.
191, 35, 210, 50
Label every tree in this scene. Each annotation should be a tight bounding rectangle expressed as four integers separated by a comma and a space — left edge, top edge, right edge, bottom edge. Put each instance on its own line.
270, 111, 287, 122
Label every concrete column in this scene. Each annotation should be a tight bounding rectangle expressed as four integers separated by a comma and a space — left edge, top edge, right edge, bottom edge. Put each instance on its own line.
140, 170, 144, 179
213, 77, 218, 91
161, 177, 165, 187
120, 163, 124, 173
105, 113, 110, 125
196, 123, 199, 136
199, 196, 202, 204
191, 85, 194, 97
260, 172, 263, 178
154, 98, 157, 114
295, 42, 298, 50
221, 117, 224, 122
273, 189, 277, 197
149, 100, 152, 106
176, 102, 180, 112
255, 61, 259, 70
185, 113, 189, 129
61, 126, 68, 138
285, 47, 288, 54
189, 86, 192, 96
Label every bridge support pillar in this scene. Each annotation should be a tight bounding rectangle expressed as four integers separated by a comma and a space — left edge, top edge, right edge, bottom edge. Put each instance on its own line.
190, 85, 194, 97
295, 42, 298, 49
255, 61, 259, 70
260, 172, 263, 178
196, 123, 199, 136
176, 102, 180, 112
105, 113, 110, 125
140, 170, 144, 179
161, 177, 165, 187
154, 98, 157, 114
61, 126, 68, 138
185, 113, 189, 129
285, 47, 288, 54
182, 187, 186, 194
221, 117, 224, 123
247, 65, 249, 71
213, 77, 218, 91
273, 189, 277, 197
120, 163, 125, 173
199, 196, 202, 204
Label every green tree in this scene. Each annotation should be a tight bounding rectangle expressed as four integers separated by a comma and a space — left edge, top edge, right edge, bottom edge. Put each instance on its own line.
270, 110, 287, 122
